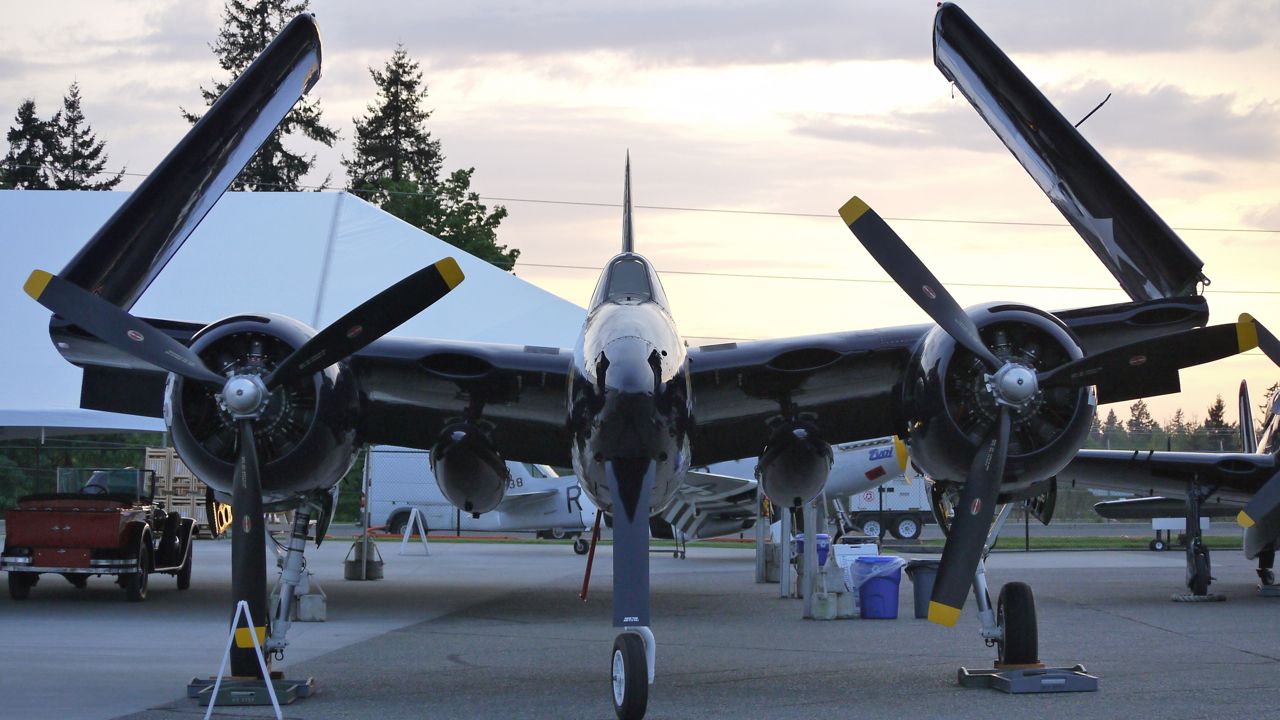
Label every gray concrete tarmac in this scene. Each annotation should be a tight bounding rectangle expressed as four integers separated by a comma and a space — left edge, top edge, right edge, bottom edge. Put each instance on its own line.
2, 536, 1277, 719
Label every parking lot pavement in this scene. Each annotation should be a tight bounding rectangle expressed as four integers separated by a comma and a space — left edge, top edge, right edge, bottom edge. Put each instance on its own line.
3, 537, 1277, 719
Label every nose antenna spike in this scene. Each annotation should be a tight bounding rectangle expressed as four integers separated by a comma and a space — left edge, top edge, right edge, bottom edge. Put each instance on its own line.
622, 152, 634, 254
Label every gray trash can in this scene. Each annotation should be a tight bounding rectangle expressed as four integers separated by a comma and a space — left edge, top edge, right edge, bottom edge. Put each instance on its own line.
905, 559, 939, 619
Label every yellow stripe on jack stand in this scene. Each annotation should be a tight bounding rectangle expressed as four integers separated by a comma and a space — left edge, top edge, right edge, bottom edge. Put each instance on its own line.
927, 601, 962, 627
1238, 314, 1260, 353
838, 197, 872, 227
234, 626, 267, 649
1238, 510, 1256, 529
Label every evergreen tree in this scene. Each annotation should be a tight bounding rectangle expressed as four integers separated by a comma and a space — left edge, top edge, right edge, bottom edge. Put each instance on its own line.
1200, 394, 1234, 450
1126, 399, 1158, 443
0, 99, 56, 189
342, 45, 443, 203
50, 83, 123, 190
345, 45, 517, 271
182, 0, 337, 191
1101, 409, 1123, 449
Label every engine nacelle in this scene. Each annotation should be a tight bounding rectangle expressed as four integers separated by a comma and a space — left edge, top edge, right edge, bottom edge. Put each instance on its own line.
430, 423, 509, 515
757, 420, 833, 507
904, 303, 1095, 485
165, 314, 361, 508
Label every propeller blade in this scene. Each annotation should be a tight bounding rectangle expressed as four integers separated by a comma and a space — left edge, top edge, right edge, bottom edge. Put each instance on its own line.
57, 14, 323, 310
24, 270, 225, 386
229, 419, 269, 677
264, 258, 465, 389
1242, 313, 1280, 368
839, 197, 1001, 370
928, 406, 1011, 626
1038, 318, 1259, 390
1238, 469, 1280, 530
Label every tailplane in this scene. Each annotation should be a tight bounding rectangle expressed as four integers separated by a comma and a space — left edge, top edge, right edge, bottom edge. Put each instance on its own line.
1241, 380, 1259, 453
622, 152, 634, 254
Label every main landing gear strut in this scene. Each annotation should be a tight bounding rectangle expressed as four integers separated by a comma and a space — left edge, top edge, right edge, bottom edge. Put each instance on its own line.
960, 502, 1098, 693
1175, 479, 1220, 601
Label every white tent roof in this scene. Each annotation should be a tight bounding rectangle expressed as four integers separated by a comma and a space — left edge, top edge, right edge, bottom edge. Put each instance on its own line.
0, 409, 165, 440
0, 190, 585, 413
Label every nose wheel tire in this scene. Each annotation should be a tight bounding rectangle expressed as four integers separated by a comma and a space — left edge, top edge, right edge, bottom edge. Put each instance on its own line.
996, 581, 1038, 666
574, 538, 590, 555
611, 632, 648, 720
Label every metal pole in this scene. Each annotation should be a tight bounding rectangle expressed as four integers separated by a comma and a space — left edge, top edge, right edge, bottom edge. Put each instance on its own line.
754, 484, 767, 583
779, 507, 792, 599
802, 500, 817, 617
877, 486, 885, 541
361, 446, 372, 581
1024, 503, 1030, 552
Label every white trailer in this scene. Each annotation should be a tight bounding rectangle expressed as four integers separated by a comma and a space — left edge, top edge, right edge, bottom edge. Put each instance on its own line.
833, 473, 931, 540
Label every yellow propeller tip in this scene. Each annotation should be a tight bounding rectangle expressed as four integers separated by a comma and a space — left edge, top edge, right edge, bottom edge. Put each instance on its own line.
893, 436, 909, 474
927, 601, 962, 627
24, 270, 53, 300
1237, 510, 1255, 529
436, 257, 465, 290
838, 196, 871, 226
1237, 314, 1259, 353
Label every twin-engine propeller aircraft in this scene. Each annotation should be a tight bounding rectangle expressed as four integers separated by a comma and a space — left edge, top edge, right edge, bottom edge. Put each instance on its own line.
1061, 378, 1280, 596
19, 5, 1279, 719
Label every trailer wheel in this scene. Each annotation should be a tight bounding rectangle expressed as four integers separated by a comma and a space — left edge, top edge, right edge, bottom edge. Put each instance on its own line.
891, 516, 922, 540
8, 572, 36, 600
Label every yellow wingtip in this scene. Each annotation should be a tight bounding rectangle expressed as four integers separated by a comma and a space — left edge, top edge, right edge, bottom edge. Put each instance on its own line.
1238, 510, 1255, 529
23, 270, 53, 300
1237, 313, 1259, 353
927, 601, 962, 627
436, 257, 465, 290
838, 196, 871, 226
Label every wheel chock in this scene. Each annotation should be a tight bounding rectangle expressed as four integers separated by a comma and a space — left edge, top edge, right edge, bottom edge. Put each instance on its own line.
187, 675, 315, 705
958, 664, 1098, 693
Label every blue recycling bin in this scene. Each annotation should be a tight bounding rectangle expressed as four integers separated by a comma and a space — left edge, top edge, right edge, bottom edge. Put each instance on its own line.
855, 555, 903, 619
794, 533, 831, 566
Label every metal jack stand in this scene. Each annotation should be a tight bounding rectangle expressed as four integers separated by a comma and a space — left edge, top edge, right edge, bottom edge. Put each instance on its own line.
187, 601, 315, 714
959, 503, 1099, 694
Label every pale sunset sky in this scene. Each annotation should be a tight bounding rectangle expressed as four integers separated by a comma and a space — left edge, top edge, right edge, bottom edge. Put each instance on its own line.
2, 0, 1278, 427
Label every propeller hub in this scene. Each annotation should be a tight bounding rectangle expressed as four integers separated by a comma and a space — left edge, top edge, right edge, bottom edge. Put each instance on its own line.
222, 374, 269, 419
988, 363, 1038, 408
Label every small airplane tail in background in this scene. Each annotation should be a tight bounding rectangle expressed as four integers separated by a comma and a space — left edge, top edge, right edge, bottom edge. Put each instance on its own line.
1241, 380, 1258, 453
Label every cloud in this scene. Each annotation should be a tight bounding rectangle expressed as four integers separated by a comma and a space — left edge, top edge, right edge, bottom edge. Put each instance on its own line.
1245, 204, 1280, 230
306, 0, 1279, 69
791, 80, 1280, 162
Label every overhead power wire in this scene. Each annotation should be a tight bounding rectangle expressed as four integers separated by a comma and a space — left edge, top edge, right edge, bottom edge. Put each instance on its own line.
3, 161, 1277, 235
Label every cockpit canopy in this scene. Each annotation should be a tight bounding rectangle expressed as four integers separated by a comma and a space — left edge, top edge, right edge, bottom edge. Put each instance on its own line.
590, 253, 670, 309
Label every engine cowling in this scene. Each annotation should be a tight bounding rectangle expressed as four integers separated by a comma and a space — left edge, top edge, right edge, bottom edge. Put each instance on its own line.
757, 419, 834, 507
164, 314, 361, 507
430, 423, 509, 515
904, 303, 1095, 488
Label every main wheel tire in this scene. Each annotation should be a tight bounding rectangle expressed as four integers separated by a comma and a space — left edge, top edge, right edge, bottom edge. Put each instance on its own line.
176, 541, 193, 590
574, 538, 590, 555
549, 527, 567, 540
892, 516, 921, 540
124, 551, 149, 602
997, 582, 1038, 665
8, 572, 35, 600
611, 633, 648, 720
1150, 538, 1166, 552
861, 519, 882, 538
1189, 547, 1211, 595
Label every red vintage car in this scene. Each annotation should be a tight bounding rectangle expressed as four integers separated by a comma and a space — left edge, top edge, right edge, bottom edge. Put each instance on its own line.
3, 468, 195, 601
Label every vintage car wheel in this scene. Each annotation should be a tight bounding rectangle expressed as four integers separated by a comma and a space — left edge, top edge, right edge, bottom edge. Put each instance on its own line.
125, 550, 150, 602
176, 541, 193, 590
8, 572, 36, 600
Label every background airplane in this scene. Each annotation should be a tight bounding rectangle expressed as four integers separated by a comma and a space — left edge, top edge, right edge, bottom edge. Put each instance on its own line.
13, 5, 1279, 720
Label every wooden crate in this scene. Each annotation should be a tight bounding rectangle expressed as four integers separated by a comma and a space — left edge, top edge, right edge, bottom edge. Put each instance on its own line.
144, 448, 173, 484
166, 496, 197, 520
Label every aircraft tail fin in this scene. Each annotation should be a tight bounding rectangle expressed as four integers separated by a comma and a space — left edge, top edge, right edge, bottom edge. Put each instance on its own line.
1241, 380, 1259, 453
622, 152, 634, 254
